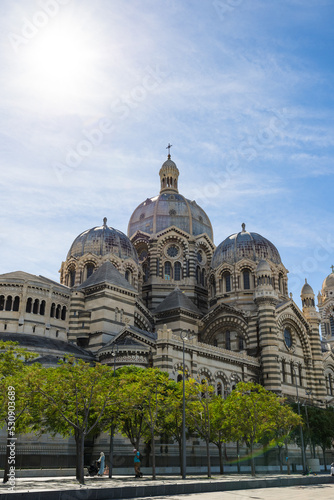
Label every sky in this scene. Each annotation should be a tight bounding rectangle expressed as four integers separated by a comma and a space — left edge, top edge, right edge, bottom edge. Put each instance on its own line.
0, 0, 333, 309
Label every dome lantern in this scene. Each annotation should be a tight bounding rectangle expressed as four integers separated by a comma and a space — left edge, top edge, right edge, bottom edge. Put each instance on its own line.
159, 145, 179, 194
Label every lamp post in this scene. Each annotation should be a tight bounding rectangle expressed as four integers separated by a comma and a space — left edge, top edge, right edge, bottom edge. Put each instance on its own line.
292, 364, 306, 472
180, 330, 192, 480
109, 344, 119, 478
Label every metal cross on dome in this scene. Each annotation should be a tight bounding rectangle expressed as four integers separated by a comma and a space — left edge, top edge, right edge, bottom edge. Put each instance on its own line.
166, 143, 172, 157
331, 265, 334, 273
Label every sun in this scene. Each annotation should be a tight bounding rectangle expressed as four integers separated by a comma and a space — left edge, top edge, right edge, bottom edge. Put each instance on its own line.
21, 19, 98, 110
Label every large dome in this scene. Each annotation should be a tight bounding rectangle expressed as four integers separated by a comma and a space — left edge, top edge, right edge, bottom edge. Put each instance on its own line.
67, 218, 138, 263
212, 224, 281, 269
128, 154, 213, 240
128, 193, 213, 240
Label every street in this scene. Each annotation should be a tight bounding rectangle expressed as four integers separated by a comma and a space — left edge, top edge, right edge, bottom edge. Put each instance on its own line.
139, 483, 334, 500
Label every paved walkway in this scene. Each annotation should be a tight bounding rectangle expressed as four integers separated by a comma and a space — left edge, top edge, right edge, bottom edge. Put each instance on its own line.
0, 473, 333, 500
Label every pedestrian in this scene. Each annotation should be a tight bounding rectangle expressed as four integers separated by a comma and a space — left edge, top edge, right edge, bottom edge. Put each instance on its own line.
97, 451, 105, 477
133, 448, 143, 478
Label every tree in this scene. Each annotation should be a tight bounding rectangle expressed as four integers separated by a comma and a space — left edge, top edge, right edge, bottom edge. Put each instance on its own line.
209, 395, 230, 474
140, 368, 170, 479
302, 405, 334, 470
0, 341, 37, 483
115, 366, 170, 479
224, 382, 301, 476
160, 380, 185, 476
115, 366, 150, 451
185, 378, 216, 478
27, 357, 116, 485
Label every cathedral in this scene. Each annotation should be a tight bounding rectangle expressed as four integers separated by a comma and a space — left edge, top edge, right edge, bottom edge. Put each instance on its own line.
1, 152, 334, 412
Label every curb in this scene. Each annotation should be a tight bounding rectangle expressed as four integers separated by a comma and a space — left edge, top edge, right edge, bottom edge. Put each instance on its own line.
0, 474, 333, 500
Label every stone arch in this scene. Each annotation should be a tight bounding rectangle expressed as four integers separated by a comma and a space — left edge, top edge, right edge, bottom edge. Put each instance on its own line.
134, 311, 151, 332
66, 259, 78, 287
173, 362, 190, 381
276, 312, 312, 359
203, 315, 249, 346
213, 370, 229, 396
157, 234, 189, 256
197, 367, 213, 383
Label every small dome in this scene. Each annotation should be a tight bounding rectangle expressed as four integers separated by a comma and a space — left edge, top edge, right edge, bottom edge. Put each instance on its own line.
301, 279, 314, 296
67, 218, 138, 263
256, 259, 272, 274
322, 273, 334, 292
212, 224, 282, 269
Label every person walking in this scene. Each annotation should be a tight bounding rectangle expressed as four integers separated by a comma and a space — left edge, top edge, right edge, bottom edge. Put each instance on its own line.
97, 451, 105, 476
133, 448, 143, 478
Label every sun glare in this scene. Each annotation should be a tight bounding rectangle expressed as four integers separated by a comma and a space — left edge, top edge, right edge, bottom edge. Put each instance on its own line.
22, 20, 97, 109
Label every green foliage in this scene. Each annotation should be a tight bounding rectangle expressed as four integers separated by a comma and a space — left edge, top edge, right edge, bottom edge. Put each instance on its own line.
26, 356, 116, 484
223, 382, 301, 475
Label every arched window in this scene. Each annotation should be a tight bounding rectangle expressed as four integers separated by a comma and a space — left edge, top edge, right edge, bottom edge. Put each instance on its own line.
50, 303, 55, 318
13, 296, 20, 312
0, 295, 4, 311
125, 269, 132, 283
329, 374, 333, 395
85, 263, 95, 280
174, 262, 181, 281
217, 382, 223, 397
164, 261, 172, 280
40, 300, 45, 316
225, 331, 231, 350
243, 270, 250, 290
143, 263, 149, 283
278, 273, 283, 293
223, 271, 231, 292
298, 365, 303, 386
201, 268, 206, 287
177, 374, 182, 382
69, 267, 76, 287
209, 275, 216, 297
282, 360, 286, 382
238, 336, 244, 351
5, 296, 13, 311
61, 306, 66, 321
26, 298, 32, 313
290, 362, 294, 384
196, 266, 200, 284
330, 316, 334, 336
33, 299, 39, 315
56, 304, 61, 319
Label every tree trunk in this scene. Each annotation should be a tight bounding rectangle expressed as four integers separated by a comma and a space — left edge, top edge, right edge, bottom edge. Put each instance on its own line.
285, 440, 290, 475
250, 442, 255, 476
206, 439, 211, 478
178, 439, 183, 477
224, 442, 229, 462
322, 446, 327, 472
237, 441, 240, 474
75, 431, 85, 485
218, 443, 224, 474
109, 424, 114, 478
278, 446, 283, 473
151, 430, 156, 479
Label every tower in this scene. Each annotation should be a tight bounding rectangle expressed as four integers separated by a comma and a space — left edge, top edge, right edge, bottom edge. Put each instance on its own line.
253, 259, 281, 392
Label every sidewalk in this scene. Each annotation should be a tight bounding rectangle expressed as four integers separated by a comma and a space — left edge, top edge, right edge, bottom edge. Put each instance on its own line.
0, 472, 333, 500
